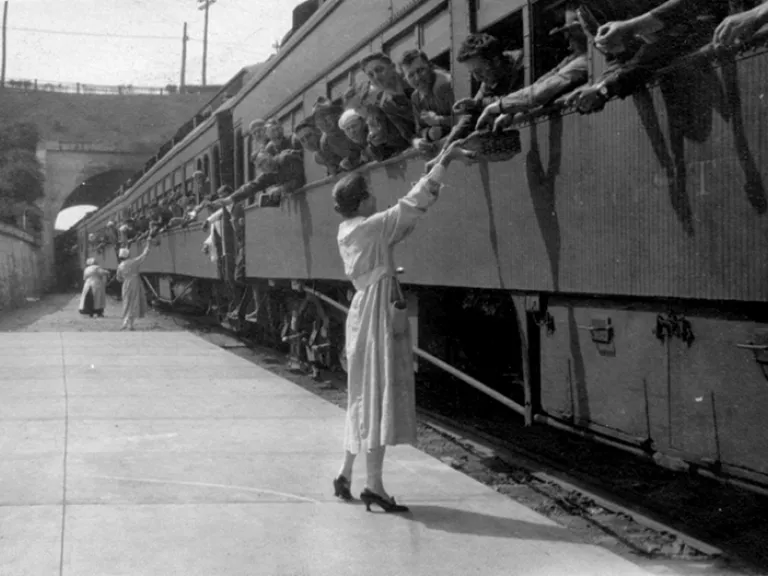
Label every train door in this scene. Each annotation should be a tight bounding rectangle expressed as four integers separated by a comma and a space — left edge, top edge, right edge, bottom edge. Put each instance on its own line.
667, 312, 768, 477
539, 298, 668, 445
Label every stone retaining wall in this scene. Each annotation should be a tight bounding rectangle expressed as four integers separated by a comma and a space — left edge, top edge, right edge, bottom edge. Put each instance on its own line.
0, 223, 43, 312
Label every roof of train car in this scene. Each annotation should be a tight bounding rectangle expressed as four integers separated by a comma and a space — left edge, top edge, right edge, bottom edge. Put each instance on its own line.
78, 96, 237, 231
228, 0, 346, 123
228, 0, 426, 128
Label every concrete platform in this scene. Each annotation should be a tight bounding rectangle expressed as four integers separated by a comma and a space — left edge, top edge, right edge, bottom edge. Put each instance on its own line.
0, 329, 662, 576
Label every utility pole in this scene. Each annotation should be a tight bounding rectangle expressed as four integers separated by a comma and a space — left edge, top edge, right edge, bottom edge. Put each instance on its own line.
180, 21, 188, 93
1, 1, 8, 88
197, 0, 216, 86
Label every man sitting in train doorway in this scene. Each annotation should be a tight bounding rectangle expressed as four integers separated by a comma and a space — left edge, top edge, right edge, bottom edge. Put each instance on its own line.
400, 49, 456, 157
360, 53, 419, 147
475, 3, 589, 132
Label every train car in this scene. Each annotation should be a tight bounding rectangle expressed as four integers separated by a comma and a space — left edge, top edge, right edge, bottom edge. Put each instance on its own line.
76, 0, 768, 492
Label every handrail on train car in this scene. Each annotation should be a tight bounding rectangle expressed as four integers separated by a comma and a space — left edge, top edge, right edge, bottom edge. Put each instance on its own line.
302, 286, 526, 418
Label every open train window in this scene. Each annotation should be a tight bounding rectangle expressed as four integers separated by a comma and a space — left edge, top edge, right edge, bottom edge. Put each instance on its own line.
421, 7, 451, 72
328, 67, 366, 107
212, 145, 221, 191
234, 127, 244, 189
475, 5, 525, 92
387, 30, 418, 69
531, 0, 572, 81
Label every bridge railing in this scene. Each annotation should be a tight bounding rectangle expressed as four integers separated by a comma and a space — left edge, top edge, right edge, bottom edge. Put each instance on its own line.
0, 79, 223, 96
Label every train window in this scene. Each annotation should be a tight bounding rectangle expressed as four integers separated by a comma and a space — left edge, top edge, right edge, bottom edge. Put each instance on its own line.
531, 0, 572, 81
212, 145, 221, 190
203, 154, 210, 183
386, 30, 418, 68
421, 8, 450, 67
476, 0, 527, 31
279, 114, 292, 139
475, 7, 525, 92
293, 105, 304, 125
234, 127, 245, 189
328, 67, 366, 105
246, 135, 254, 181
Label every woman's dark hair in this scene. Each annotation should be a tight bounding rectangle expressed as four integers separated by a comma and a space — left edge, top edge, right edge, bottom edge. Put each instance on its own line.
457, 33, 503, 63
332, 172, 369, 218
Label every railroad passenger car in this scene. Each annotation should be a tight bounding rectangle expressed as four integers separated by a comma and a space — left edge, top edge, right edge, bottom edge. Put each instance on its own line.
76, 0, 768, 493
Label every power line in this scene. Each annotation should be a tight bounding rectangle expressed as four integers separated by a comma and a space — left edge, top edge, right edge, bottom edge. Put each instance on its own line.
7, 25, 205, 42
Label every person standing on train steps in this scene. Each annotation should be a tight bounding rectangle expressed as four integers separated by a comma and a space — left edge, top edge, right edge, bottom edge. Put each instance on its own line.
116, 240, 152, 331
331, 140, 474, 513
78, 257, 110, 318
399, 49, 456, 156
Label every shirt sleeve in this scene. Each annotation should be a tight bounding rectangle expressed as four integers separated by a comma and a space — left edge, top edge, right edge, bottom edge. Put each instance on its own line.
369, 163, 445, 246
648, 0, 697, 27
501, 54, 588, 109
132, 242, 151, 267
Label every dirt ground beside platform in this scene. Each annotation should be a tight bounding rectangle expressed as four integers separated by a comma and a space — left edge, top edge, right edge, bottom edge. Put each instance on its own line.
2, 292, 764, 576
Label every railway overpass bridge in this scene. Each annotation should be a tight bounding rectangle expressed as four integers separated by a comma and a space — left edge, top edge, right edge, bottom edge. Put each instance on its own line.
0, 87, 216, 289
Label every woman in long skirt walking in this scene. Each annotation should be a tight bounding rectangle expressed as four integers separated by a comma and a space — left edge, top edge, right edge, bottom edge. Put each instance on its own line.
331, 142, 469, 512
78, 257, 110, 318
116, 240, 151, 331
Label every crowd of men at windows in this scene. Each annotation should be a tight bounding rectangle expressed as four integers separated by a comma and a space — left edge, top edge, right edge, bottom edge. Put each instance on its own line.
90, 0, 768, 256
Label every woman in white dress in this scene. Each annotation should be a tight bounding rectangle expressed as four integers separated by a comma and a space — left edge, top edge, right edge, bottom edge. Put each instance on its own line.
331, 142, 469, 512
78, 257, 110, 318
116, 240, 151, 331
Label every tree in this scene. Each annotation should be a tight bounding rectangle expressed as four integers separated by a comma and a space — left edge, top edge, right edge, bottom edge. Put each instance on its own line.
0, 120, 44, 221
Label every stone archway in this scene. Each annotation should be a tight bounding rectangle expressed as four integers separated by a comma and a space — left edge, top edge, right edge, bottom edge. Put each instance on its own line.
37, 141, 148, 289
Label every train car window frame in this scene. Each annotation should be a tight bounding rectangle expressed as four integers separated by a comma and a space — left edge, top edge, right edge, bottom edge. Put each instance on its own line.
382, 3, 452, 72
234, 126, 245, 189
212, 145, 221, 191
418, 5, 451, 68
476, 0, 527, 31
473, 4, 527, 93
327, 65, 367, 106
530, 0, 574, 82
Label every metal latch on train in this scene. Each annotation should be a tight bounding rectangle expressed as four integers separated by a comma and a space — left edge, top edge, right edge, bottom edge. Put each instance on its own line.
653, 312, 695, 347
578, 318, 614, 344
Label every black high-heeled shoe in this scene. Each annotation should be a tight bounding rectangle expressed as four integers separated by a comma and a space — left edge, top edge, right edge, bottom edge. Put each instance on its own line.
333, 475, 352, 501
359, 489, 409, 513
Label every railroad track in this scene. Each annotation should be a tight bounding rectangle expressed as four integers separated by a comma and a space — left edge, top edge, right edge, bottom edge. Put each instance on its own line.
154, 300, 767, 574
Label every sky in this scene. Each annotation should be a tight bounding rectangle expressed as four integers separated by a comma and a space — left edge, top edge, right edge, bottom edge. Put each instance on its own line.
6, 0, 306, 88
7, 0, 307, 230
56, 205, 97, 230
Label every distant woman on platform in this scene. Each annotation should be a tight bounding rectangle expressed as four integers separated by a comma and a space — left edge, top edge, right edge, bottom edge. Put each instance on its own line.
78, 257, 110, 318
331, 141, 471, 513
116, 239, 151, 331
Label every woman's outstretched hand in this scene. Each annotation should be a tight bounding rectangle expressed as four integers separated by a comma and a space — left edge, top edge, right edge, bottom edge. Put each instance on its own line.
425, 141, 477, 173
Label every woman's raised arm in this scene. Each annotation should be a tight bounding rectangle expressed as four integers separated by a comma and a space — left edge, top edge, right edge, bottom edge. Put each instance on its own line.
373, 143, 462, 246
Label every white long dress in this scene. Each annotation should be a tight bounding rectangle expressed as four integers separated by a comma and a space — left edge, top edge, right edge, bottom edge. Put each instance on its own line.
337, 164, 445, 454
78, 264, 109, 315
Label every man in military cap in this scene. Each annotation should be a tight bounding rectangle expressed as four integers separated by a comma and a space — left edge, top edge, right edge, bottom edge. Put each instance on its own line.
476, 3, 589, 131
